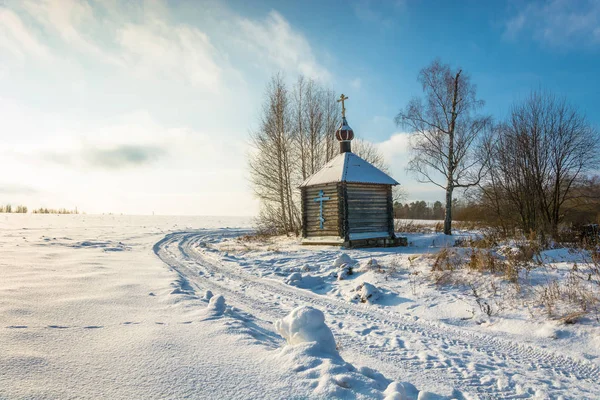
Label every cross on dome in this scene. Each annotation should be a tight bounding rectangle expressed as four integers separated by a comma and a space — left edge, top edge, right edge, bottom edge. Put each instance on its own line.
337, 94, 349, 117
335, 93, 354, 148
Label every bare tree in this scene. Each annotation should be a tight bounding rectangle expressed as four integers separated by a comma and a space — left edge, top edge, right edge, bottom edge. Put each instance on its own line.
249, 74, 299, 233
352, 138, 389, 172
484, 90, 599, 238
322, 88, 341, 162
395, 59, 491, 235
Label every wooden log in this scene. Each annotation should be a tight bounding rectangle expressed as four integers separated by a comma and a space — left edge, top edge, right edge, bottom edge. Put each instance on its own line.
349, 217, 388, 222
347, 199, 388, 204
346, 183, 391, 188
349, 224, 389, 230
348, 227, 389, 233
347, 198, 388, 204
347, 209, 388, 215
345, 194, 388, 201
306, 212, 339, 218
349, 221, 389, 227
306, 229, 340, 235
305, 203, 339, 210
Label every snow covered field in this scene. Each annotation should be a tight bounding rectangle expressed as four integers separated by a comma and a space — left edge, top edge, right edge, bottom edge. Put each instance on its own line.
1, 215, 599, 399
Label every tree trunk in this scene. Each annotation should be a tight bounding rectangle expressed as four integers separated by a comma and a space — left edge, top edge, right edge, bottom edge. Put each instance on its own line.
444, 184, 453, 235
444, 70, 461, 235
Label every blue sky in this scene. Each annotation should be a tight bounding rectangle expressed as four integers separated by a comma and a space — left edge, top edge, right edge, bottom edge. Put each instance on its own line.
0, 0, 598, 215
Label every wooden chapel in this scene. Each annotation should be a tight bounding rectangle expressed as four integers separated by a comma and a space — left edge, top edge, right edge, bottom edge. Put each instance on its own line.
300, 94, 407, 248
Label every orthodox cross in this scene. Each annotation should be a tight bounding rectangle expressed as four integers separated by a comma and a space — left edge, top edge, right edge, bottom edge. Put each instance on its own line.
337, 94, 349, 118
313, 190, 330, 229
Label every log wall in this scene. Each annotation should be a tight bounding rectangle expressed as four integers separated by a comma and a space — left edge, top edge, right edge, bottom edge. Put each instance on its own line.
346, 184, 393, 236
302, 184, 340, 237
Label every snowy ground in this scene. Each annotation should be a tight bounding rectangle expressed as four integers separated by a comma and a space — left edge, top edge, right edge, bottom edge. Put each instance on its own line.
1, 215, 599, 399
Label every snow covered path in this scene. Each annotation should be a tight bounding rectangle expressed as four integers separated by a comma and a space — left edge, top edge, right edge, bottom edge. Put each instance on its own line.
154, 229, 600, 399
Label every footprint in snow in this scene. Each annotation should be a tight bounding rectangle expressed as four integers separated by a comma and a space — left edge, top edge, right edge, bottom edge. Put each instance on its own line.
83, 326, 103, 329
48, 325, 69, 329
7, 325, 28, 329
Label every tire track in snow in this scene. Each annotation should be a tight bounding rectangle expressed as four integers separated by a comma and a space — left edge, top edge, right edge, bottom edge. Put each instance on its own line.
154, 230, 600, 399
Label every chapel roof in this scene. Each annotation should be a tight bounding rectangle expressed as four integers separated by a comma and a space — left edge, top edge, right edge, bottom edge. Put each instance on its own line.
299, 151, 399, 187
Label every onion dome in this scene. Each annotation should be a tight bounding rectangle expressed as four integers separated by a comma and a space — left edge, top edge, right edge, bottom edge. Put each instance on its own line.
335, 117, 354, 142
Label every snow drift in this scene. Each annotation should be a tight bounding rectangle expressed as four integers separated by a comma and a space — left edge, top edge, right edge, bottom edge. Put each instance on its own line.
353, 282, 382, 303
275, 306, 337, 354
206, 294, 226, 316
284, 272, 326, 290
275, 306, 430, 399
334, 253, 357, 268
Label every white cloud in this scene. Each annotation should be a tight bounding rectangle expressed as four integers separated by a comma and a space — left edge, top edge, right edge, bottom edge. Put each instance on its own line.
0, 7, 53, 61
377, 132, 444, 202
237, 10, 331, 81
377, 132, 410, 175
4, 0, 226, 91
504, 0, 600, 48
21, 0, 123, 65
350, 78, 362, 90
118, 21, 223, 92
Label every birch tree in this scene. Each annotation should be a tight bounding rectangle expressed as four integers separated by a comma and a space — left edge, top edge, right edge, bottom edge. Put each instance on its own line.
249, 74, 299, 233
395, 60, 491, 235
322, 88, 341, 162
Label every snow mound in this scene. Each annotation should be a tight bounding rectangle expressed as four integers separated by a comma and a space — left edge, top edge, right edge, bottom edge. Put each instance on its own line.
206, 294, 226, 315
337, 263, 354, 280
285, 272, 303, 285
334, 253, 357, 268
276, 307, 428, 399
353, 282, 382, 303
383, 381, 421, 399
275, 306, 337, 354
284, 272, 325, 290
358, 258, 382, 272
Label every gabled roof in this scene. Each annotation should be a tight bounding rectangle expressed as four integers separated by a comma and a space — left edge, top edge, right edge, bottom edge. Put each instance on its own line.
299, 152, 399, 187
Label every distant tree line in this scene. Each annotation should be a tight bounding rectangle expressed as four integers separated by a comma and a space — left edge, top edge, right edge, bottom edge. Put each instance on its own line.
0, 205, 27, 213
393, 200, 445, 220
455, 175, 600, 234
0, 205, 79, 214
249, 73, 388, 234
32, 207, 79, 214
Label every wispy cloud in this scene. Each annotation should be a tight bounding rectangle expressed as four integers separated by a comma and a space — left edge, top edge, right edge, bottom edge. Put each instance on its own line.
504, 0, 600, 48
84, 144, 166, 169
350, 78, 362, 90
2, 1, 331, 91
352, 0, 405, 29
3, 0, 226, 91
237, 10, 331, 81
43, 144, 167, 169
20, 0, 123, 65
0, 7, 53, 61
118, 20, 223, 92
0, 184, 38, 195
